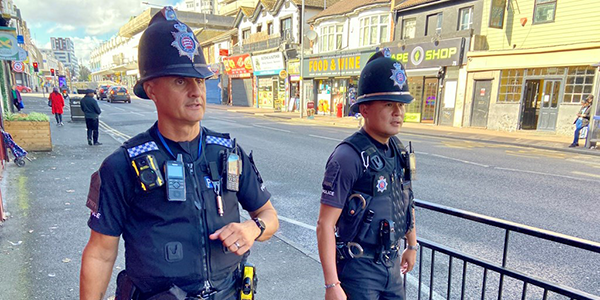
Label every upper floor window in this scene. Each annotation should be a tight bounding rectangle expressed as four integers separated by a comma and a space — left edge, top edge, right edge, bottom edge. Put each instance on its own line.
242, 29, 251, 40
402, 18, 416, 39
319, 24, 343, 52
257, 24, 262, 32
489, 0, 506, 28
267, 22, 274, 35
280, 17, 292, 39
458, 7, 473, 31
533, 0, 557, 24
426, 13, 443, 36
359, 14, 389, 47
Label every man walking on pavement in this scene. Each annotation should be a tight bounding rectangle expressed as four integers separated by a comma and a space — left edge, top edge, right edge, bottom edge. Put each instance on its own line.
317, 48, 418, 300
80, 7, 278, 300
80, 89, 102, 145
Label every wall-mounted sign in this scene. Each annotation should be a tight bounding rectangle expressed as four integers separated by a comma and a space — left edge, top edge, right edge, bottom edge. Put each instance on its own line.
219, 49, 229, 56
388, 38, 467, 69
16, 47, 27, 62
303, 50, 374, 77
223, 54, 253, 78
287, 60, 300, 75
0, 28, 19, 61
12, 61, 24, 72
252, 52, 285, 76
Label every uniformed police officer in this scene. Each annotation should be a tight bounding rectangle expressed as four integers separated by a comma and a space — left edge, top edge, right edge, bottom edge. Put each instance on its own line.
316, 48, 418, 300
80, 7, 278, 300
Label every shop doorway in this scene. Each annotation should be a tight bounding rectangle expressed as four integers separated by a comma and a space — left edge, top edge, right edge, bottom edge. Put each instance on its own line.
471, 80, 492, 128
422, 78, 438, 123
537, 80, 561, 131
521, 80, 541, 130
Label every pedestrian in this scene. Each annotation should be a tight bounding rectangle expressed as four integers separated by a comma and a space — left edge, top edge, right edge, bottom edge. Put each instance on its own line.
80, 7, 278, 300
569, 95, 593, 148
80, 89, 102, 145
48, 87, 65, 126
11, 86, 23, 112
317, 48, 418, 300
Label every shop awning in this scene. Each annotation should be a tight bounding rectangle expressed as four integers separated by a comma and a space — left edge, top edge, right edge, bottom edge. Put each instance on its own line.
406, 67, 439, 78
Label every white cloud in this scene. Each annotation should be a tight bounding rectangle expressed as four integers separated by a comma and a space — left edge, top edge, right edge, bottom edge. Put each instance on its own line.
72, 36, 103, 67
47, 25, 76, 34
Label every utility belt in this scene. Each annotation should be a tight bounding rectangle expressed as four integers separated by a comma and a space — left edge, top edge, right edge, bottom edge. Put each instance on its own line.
336, 241, 401, 266
116, 263, 257, 300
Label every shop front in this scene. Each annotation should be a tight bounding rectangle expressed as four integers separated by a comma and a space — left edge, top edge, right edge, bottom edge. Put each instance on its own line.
252, 52, 286, 110
287, 60, 300, 112
302, 50, 373, 116
388, 37, 468, 124
223, 54, 254, 107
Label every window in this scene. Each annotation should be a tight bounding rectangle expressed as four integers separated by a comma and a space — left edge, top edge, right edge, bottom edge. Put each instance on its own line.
563, 67, 595, 104
458, 7, 473, 31
267, 22, 274, 35
359, 14, 389, 47
257, 24, 262, 32
402, 18, 416, 39
319, 24, 343, 52
498, 69, 525, 103
533, 0, 557, 24
242, 29, 250, 40
489, 0, 506, 28
280, 17, 292, 39
426, 13, 442, 36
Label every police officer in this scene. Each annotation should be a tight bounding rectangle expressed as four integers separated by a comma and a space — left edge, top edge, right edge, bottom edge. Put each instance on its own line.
316, 48, 418, 300
80, 7, 278, 300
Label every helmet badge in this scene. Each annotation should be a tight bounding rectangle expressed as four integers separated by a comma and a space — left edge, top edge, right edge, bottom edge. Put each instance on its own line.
390, 62, 407, 89
171, 23, 199, 61
163, 6, 177, 20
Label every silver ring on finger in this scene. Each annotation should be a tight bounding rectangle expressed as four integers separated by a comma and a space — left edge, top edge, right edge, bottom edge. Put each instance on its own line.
234, 241, 241, 248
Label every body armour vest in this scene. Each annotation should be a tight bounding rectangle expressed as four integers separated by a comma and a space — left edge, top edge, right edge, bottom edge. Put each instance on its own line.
121, 125, 243, 293
335, 131, 414, 248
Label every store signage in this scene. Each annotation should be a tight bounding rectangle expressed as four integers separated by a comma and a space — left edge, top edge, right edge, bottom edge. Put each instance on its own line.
17, 35, 24, 44
0, 28, 19, 61
16, 47, 27, 62
223, 54, 253, 78
388, 38, 466, 69
252, 52, 285, 76
303, 50, 373, 77
219, 49, 229, 56
287, 60, 300, 75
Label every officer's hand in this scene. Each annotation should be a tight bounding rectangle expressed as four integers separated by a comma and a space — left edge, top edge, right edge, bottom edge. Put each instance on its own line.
209, 221, 260, 256
325, 284, 347, 300
401, 248, 417, 274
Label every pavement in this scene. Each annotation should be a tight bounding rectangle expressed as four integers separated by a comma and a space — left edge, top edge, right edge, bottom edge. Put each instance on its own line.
1, 95, 597, 299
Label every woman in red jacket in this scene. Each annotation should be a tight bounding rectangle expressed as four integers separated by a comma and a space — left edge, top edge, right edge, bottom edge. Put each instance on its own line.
49, 87, 65, 126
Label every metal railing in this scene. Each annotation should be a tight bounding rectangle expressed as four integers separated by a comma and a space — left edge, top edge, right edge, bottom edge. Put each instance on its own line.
406, 199, 600, 300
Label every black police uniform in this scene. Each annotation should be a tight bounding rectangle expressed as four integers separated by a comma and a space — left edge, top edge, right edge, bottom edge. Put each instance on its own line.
320, 49, 416, 300
87, 122, 270, 299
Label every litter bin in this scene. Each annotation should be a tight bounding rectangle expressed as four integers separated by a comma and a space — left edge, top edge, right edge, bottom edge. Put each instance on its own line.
70, 97, 85, 122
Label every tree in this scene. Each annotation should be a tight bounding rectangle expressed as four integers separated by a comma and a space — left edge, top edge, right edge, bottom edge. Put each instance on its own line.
79, 66, 91, 81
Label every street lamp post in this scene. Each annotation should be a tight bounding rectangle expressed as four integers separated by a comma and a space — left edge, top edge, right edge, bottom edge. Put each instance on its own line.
299, 0, 305, 118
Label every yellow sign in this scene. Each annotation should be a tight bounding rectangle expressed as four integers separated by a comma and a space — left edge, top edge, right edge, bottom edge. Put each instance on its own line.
308, 56, 361, 73
279, 70, 288, 79
404, 113, 421, 123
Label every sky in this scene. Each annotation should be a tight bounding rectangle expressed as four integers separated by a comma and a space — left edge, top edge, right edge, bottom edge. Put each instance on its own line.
15, 0, 186, 68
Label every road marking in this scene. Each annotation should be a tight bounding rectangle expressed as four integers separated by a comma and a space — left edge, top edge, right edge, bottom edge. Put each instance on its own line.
571, 171, 600, 179
99, 121, 131, 142
309, 134, 341, 142
278, 215, 317, 231
428, 153, 490, 168
252, 124, 291, 133
495, 167, 600, 183
108, 106, 127, 112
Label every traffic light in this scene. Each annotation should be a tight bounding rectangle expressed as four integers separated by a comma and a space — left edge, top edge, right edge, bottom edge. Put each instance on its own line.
32, 62, 39, 72
50, 68, 55, 76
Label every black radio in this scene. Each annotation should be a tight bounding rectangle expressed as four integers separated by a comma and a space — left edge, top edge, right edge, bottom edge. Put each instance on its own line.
131, 154, 164, 191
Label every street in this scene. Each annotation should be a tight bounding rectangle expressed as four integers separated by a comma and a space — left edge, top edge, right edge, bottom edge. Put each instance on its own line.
1, 95, 599, 299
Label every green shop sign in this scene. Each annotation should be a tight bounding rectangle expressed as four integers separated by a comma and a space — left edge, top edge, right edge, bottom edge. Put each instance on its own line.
388, 37, 467, 69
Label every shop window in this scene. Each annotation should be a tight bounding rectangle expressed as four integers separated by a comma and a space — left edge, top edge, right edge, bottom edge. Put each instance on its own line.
402, 18, 416, 39
359, 14, 389, 47
320, 24, 343, 52
533, 0, 557, 24
498, 69, 524, 103
406, 77, 423, 121
563, 66, 595, 104
458, 7, 473, 31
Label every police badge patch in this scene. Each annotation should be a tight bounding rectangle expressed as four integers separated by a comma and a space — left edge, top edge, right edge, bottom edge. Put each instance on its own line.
390, 62, 407, 89
376, 176, 388, 193
171, 23, 200, 61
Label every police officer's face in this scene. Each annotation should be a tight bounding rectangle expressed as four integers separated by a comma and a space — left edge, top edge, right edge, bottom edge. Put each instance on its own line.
361, 101, 406, 138
145, 76, 206, 124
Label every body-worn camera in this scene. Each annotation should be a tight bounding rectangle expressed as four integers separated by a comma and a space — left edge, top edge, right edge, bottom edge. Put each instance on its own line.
131, 154, 164, 191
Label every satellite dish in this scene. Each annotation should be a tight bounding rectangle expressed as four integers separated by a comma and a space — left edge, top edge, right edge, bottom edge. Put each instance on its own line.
306, 30, 318, 41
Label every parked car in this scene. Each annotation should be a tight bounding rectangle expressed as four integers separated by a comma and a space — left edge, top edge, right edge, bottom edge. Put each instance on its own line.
96, 85, 110, 100
107, 86, 131, 103
15, 85, 32, 93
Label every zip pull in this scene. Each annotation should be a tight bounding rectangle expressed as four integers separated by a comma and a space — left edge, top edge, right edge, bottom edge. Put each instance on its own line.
213, 181, 224, 216
203, 280, 212, 293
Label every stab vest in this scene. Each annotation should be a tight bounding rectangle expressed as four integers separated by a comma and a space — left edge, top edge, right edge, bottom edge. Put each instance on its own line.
120, 125, 243, 293
335, 131, 414, 247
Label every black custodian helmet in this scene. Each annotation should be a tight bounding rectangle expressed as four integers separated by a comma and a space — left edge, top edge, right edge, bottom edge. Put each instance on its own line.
350, 48, 414, 113
133, 6, 213, 99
